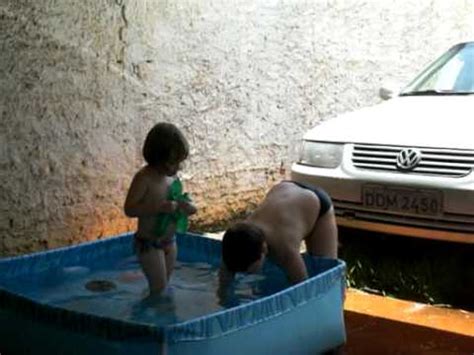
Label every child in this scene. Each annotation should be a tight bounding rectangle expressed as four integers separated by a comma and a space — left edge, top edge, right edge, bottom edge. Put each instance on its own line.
124, 122, 197, 295
219, 180, 338, 288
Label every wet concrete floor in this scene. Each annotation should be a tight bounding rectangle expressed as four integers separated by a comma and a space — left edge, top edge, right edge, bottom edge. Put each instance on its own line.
343, 289, 474, 354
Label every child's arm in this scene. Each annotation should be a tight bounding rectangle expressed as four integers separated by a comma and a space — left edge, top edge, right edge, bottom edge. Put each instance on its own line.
279, 252, 308, 284
216, 263, 235, 305
124, 172, 177, 217
218, 263, 235, 284
171, 179, 197, 215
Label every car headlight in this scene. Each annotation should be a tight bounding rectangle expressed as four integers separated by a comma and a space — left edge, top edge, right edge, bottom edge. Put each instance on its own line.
298, 141, 344, 168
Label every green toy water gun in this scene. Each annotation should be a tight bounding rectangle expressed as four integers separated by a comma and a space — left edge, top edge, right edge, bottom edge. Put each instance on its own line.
154, 179, 191, 236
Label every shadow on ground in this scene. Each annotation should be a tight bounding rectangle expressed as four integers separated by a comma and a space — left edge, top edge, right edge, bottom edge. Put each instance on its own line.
339, 227, 474, 311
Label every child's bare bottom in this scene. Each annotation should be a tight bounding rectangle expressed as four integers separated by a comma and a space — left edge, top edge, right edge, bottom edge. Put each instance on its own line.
134, 235, 177, 295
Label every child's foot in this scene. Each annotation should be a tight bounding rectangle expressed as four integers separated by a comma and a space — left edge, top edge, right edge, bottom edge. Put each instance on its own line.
85, 279, 117, 292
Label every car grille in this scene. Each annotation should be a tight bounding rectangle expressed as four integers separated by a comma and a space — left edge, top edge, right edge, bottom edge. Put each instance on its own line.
352, 144, 474, 177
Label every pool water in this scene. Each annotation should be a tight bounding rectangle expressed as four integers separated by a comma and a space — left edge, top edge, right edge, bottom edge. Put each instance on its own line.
0, 233, 346, 355
3, 255, 287, 327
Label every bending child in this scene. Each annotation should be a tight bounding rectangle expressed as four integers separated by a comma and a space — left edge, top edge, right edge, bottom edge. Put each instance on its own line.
219, 180, 338, 289
124, 122, 197, 295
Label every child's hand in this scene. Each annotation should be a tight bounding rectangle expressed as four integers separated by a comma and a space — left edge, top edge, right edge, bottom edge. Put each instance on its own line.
177, 200, 197, 215
160, 200, 178, 213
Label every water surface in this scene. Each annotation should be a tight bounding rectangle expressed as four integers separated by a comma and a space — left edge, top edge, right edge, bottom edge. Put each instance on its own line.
6, 256, 287, 327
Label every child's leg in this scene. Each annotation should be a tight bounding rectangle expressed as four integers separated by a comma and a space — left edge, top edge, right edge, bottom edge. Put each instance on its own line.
138, 248, 168, 295
305, 207, 338, 258
164, 242, 177, 281
306, 208, 345, 303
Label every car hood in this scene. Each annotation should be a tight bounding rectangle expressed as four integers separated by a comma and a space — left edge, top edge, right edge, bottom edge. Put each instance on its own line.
305, 96, 474, 150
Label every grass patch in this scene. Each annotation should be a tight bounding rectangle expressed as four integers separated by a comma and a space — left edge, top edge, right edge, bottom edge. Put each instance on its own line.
339, 227, 474, 311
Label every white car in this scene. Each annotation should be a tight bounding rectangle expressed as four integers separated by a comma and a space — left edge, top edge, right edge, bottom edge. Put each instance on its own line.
291, 41, 474, 243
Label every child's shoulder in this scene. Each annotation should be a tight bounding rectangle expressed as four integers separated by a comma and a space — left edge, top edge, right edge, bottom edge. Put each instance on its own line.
139, 165, 174, 184
133, 165, 160, 182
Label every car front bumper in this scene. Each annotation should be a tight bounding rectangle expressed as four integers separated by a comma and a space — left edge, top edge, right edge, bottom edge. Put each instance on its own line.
291, 145, 474, 244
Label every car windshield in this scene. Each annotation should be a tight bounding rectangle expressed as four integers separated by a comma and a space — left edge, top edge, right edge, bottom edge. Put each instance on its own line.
400, 42, 474, 96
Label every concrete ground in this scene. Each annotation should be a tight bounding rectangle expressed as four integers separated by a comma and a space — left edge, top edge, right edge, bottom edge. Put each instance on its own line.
343, 289, 474, 354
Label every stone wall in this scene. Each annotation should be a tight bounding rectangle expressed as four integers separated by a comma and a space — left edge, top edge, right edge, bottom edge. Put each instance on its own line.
1, 0, 472, 255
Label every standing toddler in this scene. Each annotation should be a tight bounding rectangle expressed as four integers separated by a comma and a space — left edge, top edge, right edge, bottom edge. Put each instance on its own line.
124, 123, 197, 295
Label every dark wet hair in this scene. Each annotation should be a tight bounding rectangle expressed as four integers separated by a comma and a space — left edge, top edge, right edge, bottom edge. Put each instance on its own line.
142, 122, 189, 167
222, 222, 265, 273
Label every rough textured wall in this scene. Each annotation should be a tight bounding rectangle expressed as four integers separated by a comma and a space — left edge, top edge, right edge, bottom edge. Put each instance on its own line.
1, 0, 472, 255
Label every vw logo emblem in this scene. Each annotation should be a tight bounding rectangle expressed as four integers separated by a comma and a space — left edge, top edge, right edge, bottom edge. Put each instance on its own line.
396, 148, 421, 171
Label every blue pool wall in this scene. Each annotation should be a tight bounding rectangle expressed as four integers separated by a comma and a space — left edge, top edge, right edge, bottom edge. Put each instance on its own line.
0, 232, 346, 355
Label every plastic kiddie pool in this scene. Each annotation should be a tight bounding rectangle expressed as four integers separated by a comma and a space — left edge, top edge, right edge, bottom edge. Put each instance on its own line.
0, 232, 346, 354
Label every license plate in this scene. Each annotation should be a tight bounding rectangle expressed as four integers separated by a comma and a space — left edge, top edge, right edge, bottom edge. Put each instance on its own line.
362, 184, 443, 216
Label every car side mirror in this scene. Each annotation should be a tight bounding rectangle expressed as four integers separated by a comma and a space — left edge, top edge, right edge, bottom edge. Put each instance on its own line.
379, 83, 400, 100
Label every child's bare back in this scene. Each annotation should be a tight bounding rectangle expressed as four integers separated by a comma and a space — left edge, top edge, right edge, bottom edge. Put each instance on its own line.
249, 181, 320, 251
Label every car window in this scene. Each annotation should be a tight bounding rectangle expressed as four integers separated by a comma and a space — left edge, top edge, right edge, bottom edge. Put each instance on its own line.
433, 56, 464, 90
401, 43, 474, 94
